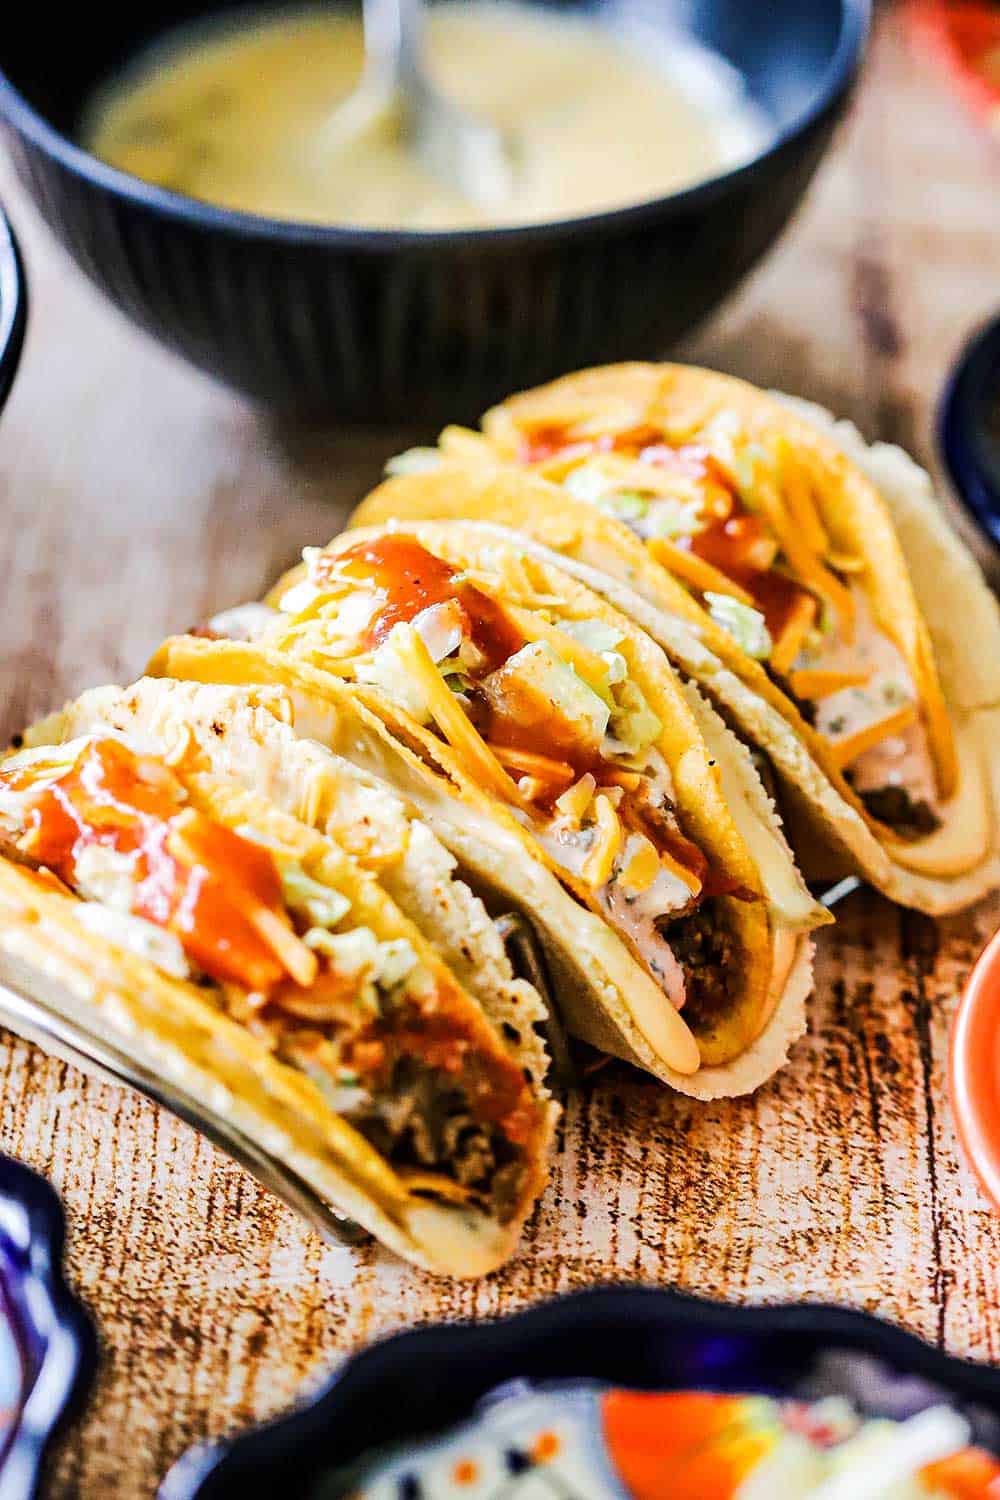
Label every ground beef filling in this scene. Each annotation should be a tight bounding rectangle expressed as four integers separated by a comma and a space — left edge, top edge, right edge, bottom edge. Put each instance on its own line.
664, 901, 735, 1035
345, 1058, 525, 1222
857, 784, 941, 840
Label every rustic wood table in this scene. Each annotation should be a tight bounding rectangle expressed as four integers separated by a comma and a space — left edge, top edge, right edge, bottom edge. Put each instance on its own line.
3, 6, 1000, 1494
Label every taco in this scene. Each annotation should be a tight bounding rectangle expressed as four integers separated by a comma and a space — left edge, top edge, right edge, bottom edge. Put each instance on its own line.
151, 522, 827, 1098
24, 676, 552, 1096
353, 362, 1000, 914
0, 712, 556, 1276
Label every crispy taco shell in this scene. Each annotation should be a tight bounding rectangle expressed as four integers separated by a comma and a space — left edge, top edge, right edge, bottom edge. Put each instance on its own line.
352, 364, 1000, 914
0, 731, 555, 1277
151, 521, 823, 1097
25, 677, 552, 1096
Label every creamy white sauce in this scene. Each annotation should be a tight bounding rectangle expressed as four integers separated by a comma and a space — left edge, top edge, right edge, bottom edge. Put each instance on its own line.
84, 3, 768, 230
597, 877, 687, 1009
537, 811, 690, 1008
798, 586, 939, 810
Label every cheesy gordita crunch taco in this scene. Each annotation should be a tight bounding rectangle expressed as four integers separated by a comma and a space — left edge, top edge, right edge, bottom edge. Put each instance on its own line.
152, 522, 827, 1098
0, 710, 555, 1276
354, 362, 1000, 914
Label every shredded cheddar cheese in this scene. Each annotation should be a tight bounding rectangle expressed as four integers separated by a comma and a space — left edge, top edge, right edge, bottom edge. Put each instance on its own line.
393, 626, 530, 809
773, 436, 828, 556
504, 606, 612, 691
770, 594, 818, 676
555, 772, 597, 825
488, 744, 576, 797
647, 537, 755, 606
827, 702, 918, 770
826, 550, 866, 574
787, 667, 873, 700
660, 849, 703, 898
619, 836, 660, 894
581, 794, 622, 887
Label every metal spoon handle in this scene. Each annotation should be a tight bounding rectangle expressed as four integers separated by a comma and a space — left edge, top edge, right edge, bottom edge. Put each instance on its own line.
362, 0, 427, 94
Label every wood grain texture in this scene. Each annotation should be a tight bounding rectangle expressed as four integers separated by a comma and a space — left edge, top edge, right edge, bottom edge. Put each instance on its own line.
2, 6, 1000, 1495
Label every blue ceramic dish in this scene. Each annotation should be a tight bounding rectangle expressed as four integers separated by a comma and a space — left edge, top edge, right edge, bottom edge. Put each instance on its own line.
0, 1156, 95, 1500
0, 208, 26, 421
161, 1285, 1000, 1499
939, 313, 1000, 554
0, 0, 868, 421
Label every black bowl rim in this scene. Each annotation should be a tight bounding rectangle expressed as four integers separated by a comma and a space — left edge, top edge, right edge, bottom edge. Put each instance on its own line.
0, 207, 26, 418
160, 1283, 1000, 1499
938, 310, 1000, 553
0, 0, 869, 250
0, 1156, 97, 1500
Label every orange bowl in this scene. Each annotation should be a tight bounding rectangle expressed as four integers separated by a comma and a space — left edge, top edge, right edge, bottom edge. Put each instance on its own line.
950, 928, 1000, 1210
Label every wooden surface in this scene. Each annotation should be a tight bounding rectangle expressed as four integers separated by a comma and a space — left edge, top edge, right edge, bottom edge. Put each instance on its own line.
3, 6, 1000, 1494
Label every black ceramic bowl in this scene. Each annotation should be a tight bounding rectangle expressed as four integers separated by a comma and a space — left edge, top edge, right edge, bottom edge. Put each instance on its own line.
0, 1156, 96, 1499
0, 0, 868, 422
0, 207, 26, 420
162, 1285, 1000, 1499
939, 312, 1000, 555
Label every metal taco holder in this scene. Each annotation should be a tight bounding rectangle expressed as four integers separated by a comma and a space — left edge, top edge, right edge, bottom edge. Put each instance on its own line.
0, 913, 567, 1250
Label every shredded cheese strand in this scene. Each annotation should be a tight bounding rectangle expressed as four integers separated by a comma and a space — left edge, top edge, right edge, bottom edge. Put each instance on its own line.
646, 536, 755, 606
773, 436, 829, 555
504, 606, 613, 691
827, 702, 918, 770
487, 744, 576, 796
393, 626, 531, 809
770, 594, 818, 676
581, 794, 622, 887
788, 667, 874, 700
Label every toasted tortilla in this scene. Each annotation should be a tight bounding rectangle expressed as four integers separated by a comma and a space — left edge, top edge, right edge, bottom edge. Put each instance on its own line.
150, 522, 824, 1096
0, 737, 556, 1277
351, 365, 1000, 914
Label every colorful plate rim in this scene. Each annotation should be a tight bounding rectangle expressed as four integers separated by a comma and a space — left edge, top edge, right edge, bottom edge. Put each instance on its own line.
0, 1155, 96, 1500
160, 1284, 1000, 1500
938, 310, 1000, 552
0, 207, 26, 422
950, 927, 1000, 1212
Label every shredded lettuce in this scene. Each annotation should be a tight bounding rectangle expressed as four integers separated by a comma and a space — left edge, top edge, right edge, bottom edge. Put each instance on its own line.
280, 864, 351, 928
73, 845, 139, 913
604, 679, 662, 757
376, 938, 419, 988
304, 925, 380, 972
642, 497, 703, 539
564, 462, 650, 518
303, 927, 418, 992
558, 619, 625, 654
593, 491, 649, 521
495, 640, 610, 748
705, 591, 773, 660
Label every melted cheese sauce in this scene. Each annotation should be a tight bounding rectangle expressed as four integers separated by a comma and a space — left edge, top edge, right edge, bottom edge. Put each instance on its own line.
83, 4, 767, 230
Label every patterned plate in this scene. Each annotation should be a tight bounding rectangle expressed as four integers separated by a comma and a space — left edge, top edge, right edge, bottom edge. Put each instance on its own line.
161, 1286, 1000, 1499
0, 1156, 96, 1500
